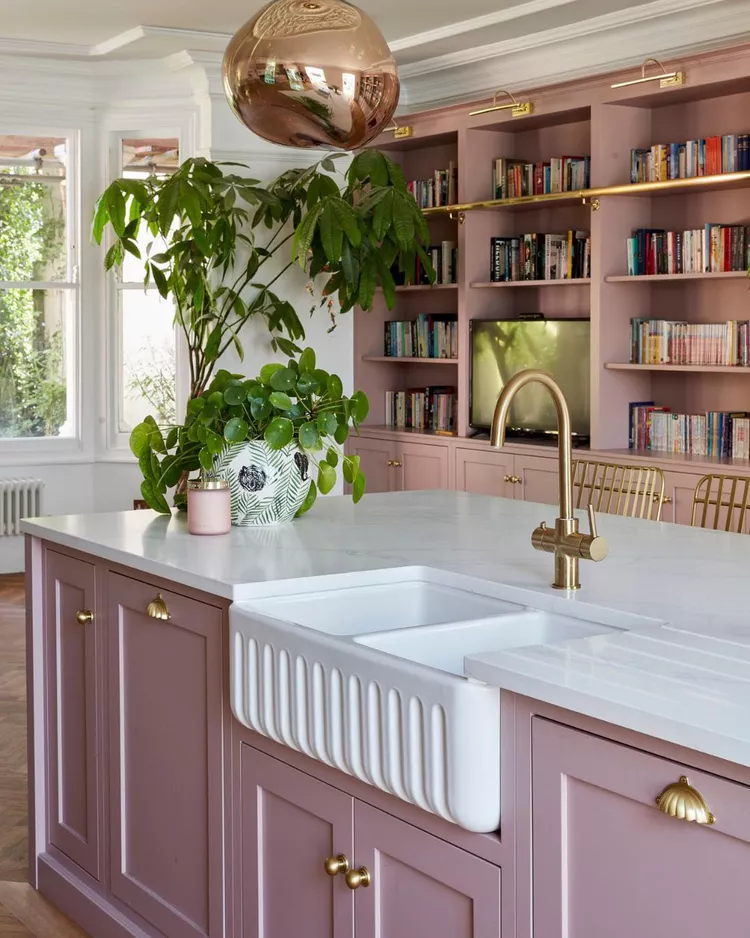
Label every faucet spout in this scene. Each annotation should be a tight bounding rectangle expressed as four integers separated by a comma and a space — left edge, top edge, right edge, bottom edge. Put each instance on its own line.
490, 369, 607, 590
490, 370, 573, 519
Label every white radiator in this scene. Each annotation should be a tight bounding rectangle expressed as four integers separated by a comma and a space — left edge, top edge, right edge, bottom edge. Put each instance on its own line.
0, 479, 44, 536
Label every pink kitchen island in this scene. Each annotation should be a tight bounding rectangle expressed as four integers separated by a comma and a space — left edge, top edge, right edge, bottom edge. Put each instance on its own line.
22, 490, 750, 938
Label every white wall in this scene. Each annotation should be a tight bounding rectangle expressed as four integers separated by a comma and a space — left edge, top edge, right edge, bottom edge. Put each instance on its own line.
0, 56, 353, 571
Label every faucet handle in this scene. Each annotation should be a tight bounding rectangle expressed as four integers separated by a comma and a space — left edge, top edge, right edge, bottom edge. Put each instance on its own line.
587, 503, 598, 539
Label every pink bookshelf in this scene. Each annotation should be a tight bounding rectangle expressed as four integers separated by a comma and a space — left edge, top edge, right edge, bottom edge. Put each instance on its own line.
362, 356, 459, 364
352, 43, 750, 480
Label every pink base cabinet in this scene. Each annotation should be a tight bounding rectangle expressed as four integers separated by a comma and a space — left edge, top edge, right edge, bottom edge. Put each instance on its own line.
27, 539, 750, 938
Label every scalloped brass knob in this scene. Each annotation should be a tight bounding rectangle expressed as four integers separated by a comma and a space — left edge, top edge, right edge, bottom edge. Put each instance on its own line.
656, 775, 715, 825
146, 594, 171, 621
324, 854, 349, 877
345, 867, 371, 890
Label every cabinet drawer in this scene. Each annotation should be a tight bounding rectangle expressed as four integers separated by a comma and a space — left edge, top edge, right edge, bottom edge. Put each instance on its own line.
532, 718, 750, 938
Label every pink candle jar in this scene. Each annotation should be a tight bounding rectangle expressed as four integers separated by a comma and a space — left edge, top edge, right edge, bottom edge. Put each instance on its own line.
187, 478, 231, 535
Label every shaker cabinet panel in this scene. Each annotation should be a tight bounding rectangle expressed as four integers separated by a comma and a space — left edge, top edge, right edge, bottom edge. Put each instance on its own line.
353, 802, 502, 938
107, 573, 225, 938
455, 447, 516, 498
513, 454, 559, 506
237, 745, 354, 938
348, 437, 395, 494
396, 441, 449, 491
44, 549, 100, 880
532, 718, 750, 938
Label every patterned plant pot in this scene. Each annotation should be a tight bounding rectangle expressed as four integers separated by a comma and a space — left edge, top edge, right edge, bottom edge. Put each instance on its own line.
212, 440, 310, 526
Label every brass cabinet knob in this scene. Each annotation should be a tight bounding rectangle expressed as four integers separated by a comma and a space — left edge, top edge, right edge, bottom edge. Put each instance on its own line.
656, 776, 715, 825
345, 867, 371, 890
146, 594, 171, 620
75, 610, 93, 625
391, 460, 402, 468
653, 493, 673, 504
324, 854, 350, 877
504, 475, 522, 484
386, 460, 393, 466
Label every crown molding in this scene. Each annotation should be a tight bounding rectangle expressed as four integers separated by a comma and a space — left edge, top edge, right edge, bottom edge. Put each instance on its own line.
398, 0, 750, 108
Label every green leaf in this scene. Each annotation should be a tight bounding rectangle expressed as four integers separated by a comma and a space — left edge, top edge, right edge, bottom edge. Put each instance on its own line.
264, 417, 294, 449
204, 324, 222, 361
296, 480, 318, 517
180, 180, 203, 228
343, 453, 360, 484
327, 374, 343, 399
148, 427, 166, 453
205, 429, 225, 455
141, 479, 170, 514
391, 192, 416, 247
269, 367, 296, 391
150, 264, 169, 299
251, 398, 273, 421
92, 192, 109, 243
165, 426, 179, 449
129, 422, 153, 457
331, 198, 361, 247
340, 238, 360, 288
326, 446, 339, 468
317, 411, 337, 436
299, 347, 316, 373
349, 149, 389, 187
350, 390, 369, 422
317, 461, 336, 495
199, 447, 214, 472
352, 471, 366, 503
299, 421, 320, 450
259, 363, 284, 386
293, 202, 323, 266
318, 202, 343, 262
296, 373, 318, 396
269, 391, 293, 410
106, 185, 126, 237
224, 417, 249, 442
334, 422, 349, 445
224, 383, 247, 406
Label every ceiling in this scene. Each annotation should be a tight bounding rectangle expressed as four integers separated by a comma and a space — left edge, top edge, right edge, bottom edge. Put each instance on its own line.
1, 0, 749, 108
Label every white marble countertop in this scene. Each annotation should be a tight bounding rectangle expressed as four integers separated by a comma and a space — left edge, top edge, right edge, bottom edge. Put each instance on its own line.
22, 491, 750, 766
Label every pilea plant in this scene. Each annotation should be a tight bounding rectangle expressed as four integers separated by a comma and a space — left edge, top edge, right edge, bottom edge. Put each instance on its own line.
129, 347, 368, 516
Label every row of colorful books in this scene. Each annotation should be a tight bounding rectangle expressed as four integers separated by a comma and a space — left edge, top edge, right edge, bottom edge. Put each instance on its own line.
625, 225, 749, 276
630, 318, 750, 367
393, 241, 457, 286
385, 387, 457, 433
490, 231, 590, 282
384, 315, 458, 359
492, 156, 590, 200
630, 402, 750, 459
630, 135, 750, 183
406, 163, 458, 209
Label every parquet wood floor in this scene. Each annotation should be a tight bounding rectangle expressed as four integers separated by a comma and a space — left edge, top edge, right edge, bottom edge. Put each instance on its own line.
0, 575, 88, 937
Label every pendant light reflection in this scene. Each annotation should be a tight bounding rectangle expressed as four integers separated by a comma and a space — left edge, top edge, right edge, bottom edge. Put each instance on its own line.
222, 0, 400, 150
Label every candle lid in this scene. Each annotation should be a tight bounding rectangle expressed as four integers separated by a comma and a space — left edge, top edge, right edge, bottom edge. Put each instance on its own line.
188, 477, 229, 490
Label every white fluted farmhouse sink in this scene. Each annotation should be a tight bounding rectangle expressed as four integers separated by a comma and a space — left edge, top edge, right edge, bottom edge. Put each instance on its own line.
230, 566, 662, 832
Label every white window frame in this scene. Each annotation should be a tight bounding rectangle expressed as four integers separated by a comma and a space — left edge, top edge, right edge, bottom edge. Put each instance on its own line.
0, 124, 82, 460
104, 124, 192, 454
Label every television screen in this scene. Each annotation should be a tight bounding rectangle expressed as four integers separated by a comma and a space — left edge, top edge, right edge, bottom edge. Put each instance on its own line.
470, 318, 590, 436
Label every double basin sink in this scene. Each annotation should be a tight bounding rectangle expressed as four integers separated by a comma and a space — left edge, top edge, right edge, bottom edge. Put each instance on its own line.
230, 566, 660, 832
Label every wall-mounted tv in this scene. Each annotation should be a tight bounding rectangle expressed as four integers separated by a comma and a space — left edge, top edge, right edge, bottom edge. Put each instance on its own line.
470, 318, 590, 439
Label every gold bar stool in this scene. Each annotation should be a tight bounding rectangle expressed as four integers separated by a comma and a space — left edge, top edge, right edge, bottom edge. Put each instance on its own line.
571, 460, 666, 522
691, 474, 750, 533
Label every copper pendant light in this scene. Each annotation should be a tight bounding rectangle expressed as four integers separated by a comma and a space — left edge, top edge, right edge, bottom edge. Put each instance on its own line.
222, 0, 400, 150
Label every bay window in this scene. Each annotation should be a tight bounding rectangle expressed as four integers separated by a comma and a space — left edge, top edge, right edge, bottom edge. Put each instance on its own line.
0, 133, 78, 440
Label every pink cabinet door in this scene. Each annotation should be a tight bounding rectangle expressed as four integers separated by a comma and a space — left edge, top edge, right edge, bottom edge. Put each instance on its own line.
454, 447, 515, 497
513, 454, 558, 506
44, 549, 100, 880
353, 802, 501, 938
348, 437, 395, 493
107, 573, 225, 938
237, 745, 354, 938
396, 441, 449, 491
661, 470, 706, 526
532, 718, 750, 938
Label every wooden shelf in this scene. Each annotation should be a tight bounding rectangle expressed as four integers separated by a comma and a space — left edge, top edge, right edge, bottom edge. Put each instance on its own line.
471, 279, 590, 289
421, 171, 750, 217
605, 271, 748, 283
605, 363, 750, 374
376, 284, 458, 293
362, 356, 458, 364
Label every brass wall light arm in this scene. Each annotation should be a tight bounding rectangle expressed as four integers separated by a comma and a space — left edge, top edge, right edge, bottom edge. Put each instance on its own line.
611, 57, 684, 90
469, 90, 533, 118
385, 118, 413, 139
